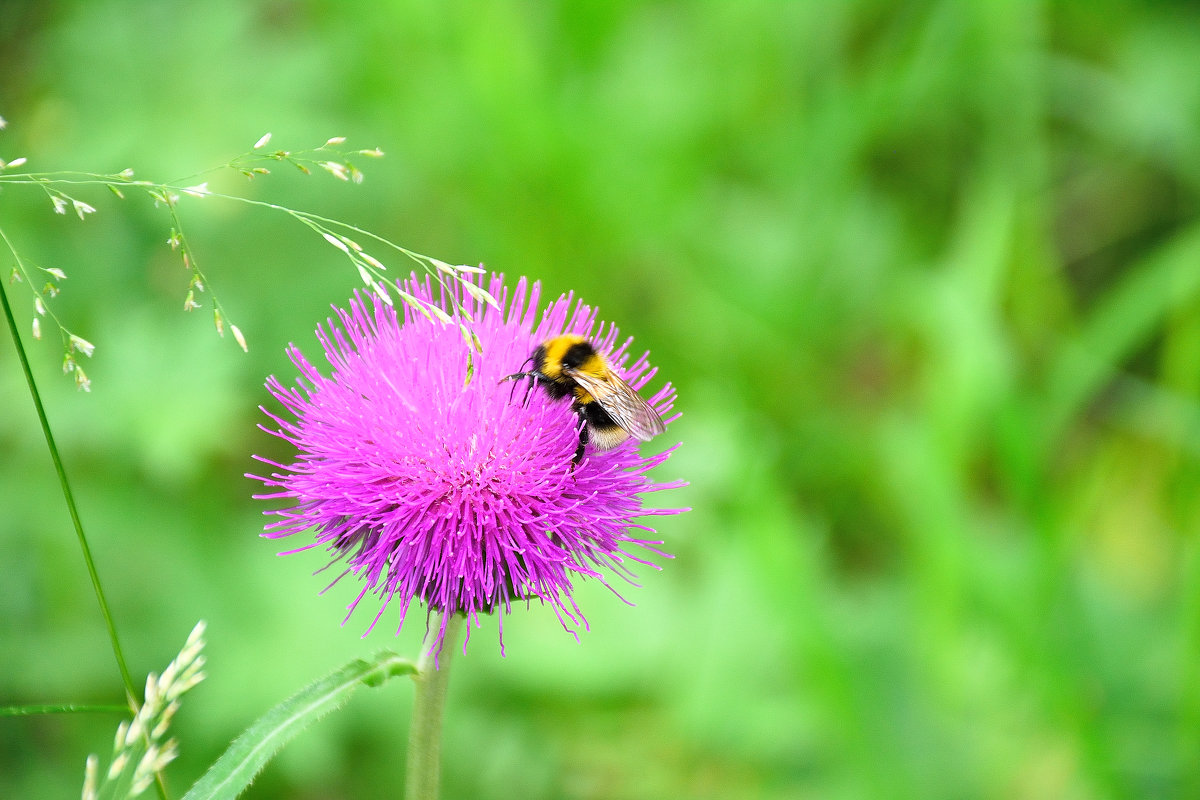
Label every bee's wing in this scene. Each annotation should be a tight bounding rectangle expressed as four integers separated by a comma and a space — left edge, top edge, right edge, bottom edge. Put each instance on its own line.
567, 367, 666, 442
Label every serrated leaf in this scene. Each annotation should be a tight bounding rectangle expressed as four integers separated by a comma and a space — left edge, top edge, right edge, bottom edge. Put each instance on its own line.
181, 651, 415, 800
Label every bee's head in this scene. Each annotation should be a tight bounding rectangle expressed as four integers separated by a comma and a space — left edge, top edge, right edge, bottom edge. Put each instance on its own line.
522, 346, 543, 373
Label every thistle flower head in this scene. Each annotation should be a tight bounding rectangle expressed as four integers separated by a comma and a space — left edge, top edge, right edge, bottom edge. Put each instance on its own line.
251, 274, 686, 654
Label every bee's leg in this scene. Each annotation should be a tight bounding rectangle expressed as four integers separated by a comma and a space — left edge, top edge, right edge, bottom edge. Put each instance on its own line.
499, 355, 537, 401
500, 371, 543, 406
572, 412, 590, 465
500, 371, 527, 404
523, 374, 548, 406
499, 371, 532, 388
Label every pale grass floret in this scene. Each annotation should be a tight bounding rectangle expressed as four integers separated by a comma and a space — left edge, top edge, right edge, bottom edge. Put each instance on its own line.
319, 160, 350, 181
51, 195, 69, 215
151, 701, 180, 740
31, 317, 40, 339
373, 281, 394, 306
130, 754, 156, 794
106, 752, 128, 781
230, 323, 248, 353
2, 156, 27, 169
82, 754, 98, 800
254, 132, 273, 149
131, 739, 178, 795
322, 232, 350, 253
125, 708, 146, 744
430, 303, 453, 324
462, 280, 501, 311
149, 189, 180, 208
69, 334, 95, 357
143, 670, 160, 709
324, 136, 347, 147
173, 617, 205, 676
81, 621, 206, 798
181, 182, 209, 198
72, 199, 97, 220
113, 720, 130, 754
44, 266, 67, 281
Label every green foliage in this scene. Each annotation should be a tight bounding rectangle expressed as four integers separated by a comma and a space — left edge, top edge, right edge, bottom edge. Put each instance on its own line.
182, 651, 414, 800
2, 0, 1200, 798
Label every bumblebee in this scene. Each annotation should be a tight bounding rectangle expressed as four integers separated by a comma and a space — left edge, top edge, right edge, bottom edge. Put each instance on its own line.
503, 334, 666, 463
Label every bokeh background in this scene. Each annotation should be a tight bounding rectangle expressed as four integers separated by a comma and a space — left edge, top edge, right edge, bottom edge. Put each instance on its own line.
3, 1, 1200, 798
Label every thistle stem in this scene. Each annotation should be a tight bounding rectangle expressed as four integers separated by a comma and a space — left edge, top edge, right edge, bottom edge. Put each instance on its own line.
405, 611, 465, 800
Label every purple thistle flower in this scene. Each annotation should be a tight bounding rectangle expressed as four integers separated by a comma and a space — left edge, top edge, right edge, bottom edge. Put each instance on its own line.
250, 273, 686, 654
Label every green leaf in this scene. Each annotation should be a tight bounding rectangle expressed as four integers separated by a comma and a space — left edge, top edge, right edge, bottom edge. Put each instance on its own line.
182, 651, 416, 800
1045, 223, 1200, 439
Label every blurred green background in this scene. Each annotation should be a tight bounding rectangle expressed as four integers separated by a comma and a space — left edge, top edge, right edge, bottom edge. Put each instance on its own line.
3, 1, 1200, 797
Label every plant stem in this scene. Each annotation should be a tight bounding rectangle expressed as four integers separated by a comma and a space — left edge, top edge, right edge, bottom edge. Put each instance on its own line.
0, 270, 173, 800
0, 276, 138, 705
0, 703, 129, 716
405, 611, 466, 800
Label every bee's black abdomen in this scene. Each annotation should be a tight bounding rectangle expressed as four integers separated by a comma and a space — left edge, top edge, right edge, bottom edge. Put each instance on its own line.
573, 401, 627, 461
579, 399, 617, 430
